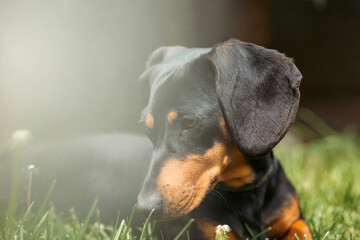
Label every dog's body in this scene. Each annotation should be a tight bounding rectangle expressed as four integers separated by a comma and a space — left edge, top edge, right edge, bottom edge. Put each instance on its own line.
137, 39, 312, 239
0, 134, 152, 226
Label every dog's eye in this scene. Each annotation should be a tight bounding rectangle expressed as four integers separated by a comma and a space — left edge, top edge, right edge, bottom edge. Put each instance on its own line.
180, 118, 198, 129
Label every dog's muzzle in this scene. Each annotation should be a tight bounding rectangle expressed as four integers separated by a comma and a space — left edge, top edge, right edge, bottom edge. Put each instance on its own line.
137, 192, 164, 218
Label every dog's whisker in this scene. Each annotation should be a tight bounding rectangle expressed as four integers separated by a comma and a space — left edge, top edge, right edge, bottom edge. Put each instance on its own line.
208, 189, 230, 209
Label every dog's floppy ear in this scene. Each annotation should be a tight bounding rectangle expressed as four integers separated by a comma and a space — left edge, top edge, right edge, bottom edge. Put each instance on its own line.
207, 39, 302, 158
138, 46, 186, 108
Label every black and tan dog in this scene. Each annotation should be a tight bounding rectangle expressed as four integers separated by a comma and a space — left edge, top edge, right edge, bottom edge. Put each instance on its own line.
136, 39, 312, 240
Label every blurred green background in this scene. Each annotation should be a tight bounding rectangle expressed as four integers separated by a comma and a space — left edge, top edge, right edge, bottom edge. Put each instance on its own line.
1, 0, 359, 143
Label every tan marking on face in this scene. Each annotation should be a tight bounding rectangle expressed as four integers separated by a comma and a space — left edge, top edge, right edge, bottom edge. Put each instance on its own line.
157, 139, 254, 218
283, 219, 312, 240
219, 118, 231, 142
197, 219, 243, 240
157, 143, 228, 218
217, 119, 255, 188
267, 195, 303, 239
167, 110, 178, 124
145, 114, 154, 129
217, 145, 255, 188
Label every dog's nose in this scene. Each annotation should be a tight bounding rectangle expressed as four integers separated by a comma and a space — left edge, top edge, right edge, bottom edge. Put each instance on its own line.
137, 193, 164, 218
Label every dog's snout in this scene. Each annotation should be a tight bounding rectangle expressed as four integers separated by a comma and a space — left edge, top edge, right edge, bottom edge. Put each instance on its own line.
137, 193, 164, 218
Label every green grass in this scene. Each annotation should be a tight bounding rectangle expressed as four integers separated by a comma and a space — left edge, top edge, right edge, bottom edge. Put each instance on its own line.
275, 130, 360, 239
1, 114, 360, 239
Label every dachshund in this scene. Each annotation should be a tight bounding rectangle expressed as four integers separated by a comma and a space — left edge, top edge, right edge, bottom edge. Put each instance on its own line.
136, 39, 312, 240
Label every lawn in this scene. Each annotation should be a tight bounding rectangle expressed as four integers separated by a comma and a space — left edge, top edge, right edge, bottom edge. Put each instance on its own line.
1, 110, 359, 239
275, 110, 360, 239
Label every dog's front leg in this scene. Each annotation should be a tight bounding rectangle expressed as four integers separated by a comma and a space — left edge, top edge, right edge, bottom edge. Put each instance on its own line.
281, 219, 312, 240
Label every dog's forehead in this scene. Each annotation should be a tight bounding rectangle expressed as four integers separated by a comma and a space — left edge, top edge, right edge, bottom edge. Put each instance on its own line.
141, 47, 212, 116
143, 47, 211, 87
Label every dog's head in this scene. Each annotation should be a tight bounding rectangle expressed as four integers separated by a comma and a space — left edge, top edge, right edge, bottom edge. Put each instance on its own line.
136, 39, 302, 220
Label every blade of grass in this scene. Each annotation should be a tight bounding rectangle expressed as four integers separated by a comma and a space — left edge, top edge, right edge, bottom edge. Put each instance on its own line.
69, 207, 81, 231
22, 201, 35, 223
110, 210, 121, 239
173, 218, 194, 240
76, 197, 98, 240
123, 204, 137, 238
31, 180, 56, 231
298, 108, 337, 136
96, 209, 101, 240
46, 220, 51, 240
113, 220, 126, 240
321, 231, 330, 240
139, 209, 154, 240
20, 225, 24, 240
52, 210, 68, 239
252, 226, 271, 239
151, 220, 157, 237
244, 223, 255, 239
31, 211, 49, 240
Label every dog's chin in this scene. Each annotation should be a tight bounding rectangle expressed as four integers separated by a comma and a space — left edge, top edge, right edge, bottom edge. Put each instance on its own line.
157, 185, 210, 221
156, 213, 183, 221
159, 199, 203, 221
157, 209, 193, 221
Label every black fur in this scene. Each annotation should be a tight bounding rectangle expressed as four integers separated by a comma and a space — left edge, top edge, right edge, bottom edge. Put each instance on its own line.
137, 39, 308, 239
209, 40, 302, 158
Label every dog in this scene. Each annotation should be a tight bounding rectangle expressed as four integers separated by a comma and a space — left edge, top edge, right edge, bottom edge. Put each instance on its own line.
136, 39, 312, 240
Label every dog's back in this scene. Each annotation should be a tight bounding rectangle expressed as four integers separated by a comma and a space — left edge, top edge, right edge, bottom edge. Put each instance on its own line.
0, 133, 152, 225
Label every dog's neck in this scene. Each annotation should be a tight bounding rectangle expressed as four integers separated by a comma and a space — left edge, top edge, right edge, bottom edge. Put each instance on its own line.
193, 152, 277, 239
248, 152, 275, 183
